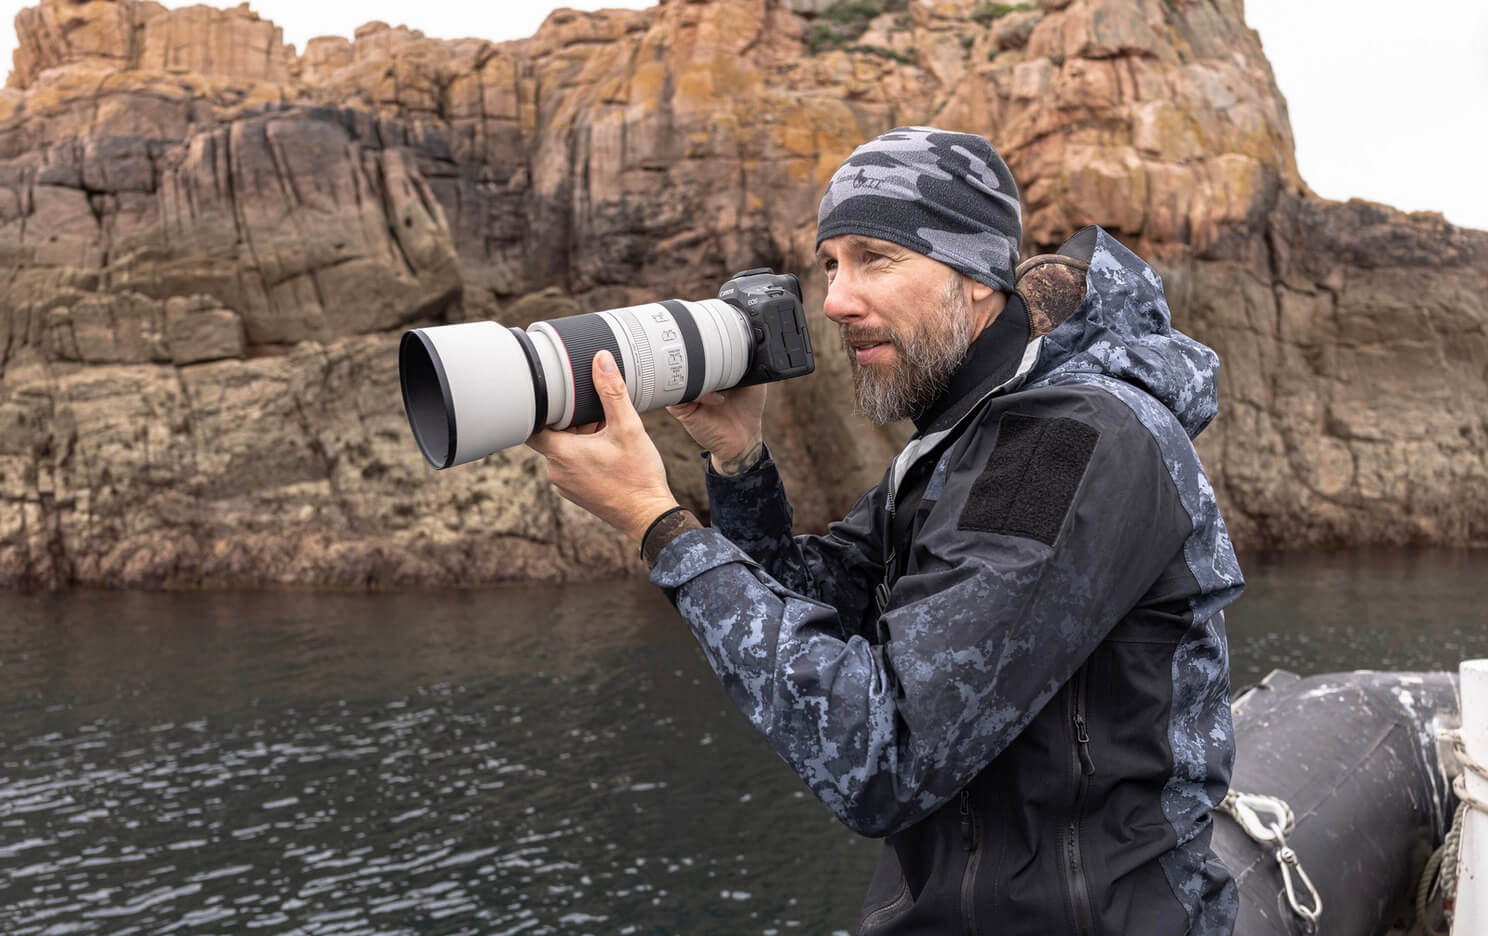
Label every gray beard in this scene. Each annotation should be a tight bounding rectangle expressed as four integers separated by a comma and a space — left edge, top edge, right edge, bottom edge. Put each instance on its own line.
846, 275, 976, 425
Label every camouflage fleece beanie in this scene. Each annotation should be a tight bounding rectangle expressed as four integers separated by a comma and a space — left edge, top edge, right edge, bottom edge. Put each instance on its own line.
816, 126, 1022, 292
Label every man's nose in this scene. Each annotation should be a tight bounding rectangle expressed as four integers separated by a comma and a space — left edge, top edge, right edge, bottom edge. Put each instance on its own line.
822, 271, 866, 325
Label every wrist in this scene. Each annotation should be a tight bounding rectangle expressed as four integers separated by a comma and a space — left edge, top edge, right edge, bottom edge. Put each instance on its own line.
638, 505, 703, 567
627, 496, 682, 542
709, 440, 765, 477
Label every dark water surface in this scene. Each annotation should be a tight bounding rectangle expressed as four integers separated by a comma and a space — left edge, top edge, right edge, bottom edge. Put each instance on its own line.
2, 550, 1485, 935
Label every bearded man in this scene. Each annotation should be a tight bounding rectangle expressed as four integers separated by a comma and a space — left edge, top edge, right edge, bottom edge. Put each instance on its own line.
527, 127, 1243, 936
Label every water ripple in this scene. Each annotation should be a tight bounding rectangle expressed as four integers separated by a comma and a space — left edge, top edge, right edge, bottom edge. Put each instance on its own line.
0, 584, 879, 934
5, 558, 1479, 933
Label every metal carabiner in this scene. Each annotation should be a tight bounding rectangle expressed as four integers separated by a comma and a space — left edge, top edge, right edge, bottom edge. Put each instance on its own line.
1275, 841, 1323, 931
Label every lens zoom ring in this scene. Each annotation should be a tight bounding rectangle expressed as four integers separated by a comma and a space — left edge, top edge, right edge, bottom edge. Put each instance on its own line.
550, 314, 625, 427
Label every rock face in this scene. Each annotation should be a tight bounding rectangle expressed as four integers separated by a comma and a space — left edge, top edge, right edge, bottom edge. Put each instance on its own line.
1, 0, 1485, 588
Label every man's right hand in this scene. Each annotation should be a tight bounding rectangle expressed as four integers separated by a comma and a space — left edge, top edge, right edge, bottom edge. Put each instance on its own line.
666, 384, 767, 476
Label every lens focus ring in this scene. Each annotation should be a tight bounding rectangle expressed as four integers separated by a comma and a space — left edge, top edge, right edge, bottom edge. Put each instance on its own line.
613, 308, 657, 411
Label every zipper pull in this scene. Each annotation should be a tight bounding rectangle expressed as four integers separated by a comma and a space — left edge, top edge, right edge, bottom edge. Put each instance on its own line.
1073, 712, 1095, 775
874, 581, 891, 615
959, 789, 976, 852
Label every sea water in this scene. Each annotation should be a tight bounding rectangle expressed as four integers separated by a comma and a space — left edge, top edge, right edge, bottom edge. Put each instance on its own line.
1, 550, 1485, 934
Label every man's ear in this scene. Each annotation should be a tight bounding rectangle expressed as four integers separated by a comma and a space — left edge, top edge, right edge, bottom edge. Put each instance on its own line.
968, 281, 1006, 319
967, 283, 1007, 339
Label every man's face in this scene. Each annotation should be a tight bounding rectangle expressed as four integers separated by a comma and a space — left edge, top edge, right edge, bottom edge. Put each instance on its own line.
816, 234, 987, 424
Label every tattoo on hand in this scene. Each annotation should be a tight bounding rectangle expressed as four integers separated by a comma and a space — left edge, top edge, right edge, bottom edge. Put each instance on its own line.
715, 442, 764, 477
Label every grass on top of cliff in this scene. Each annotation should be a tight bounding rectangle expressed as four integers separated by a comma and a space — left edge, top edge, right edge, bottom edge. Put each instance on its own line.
805, 0, 909, 55
971, 2, 1036, 26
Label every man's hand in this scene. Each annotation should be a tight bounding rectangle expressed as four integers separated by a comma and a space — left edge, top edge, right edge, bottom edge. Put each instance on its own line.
667, 384, 767, 476
527, 350, 680, 542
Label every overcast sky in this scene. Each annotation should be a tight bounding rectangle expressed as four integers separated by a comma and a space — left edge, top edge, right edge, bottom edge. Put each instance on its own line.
2, 0, 1484, 230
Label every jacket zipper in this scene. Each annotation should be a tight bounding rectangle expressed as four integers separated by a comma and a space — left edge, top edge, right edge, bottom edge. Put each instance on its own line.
959, 788, 981, 935
875, 487, 896, 615
1065, 668, 1097, 936
859, 877, 912, 934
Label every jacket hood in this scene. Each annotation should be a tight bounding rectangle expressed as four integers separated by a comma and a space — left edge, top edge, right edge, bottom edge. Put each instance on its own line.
1029, 226, 1220, 439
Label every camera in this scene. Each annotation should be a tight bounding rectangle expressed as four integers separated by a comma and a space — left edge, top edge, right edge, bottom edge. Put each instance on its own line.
399, 269, 815, 469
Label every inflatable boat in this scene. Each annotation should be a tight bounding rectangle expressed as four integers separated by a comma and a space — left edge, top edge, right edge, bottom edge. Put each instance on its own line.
1219, 670, 1464, 936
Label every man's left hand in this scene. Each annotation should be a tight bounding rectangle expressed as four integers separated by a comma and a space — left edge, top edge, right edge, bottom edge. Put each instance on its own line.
526, 350, 681, 542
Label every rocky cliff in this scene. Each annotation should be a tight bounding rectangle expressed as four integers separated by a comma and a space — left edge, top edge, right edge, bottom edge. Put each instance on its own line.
2, 0, 1485, 588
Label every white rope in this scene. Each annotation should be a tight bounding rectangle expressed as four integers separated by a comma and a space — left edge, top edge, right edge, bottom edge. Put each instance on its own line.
1219, 791, 1323, 933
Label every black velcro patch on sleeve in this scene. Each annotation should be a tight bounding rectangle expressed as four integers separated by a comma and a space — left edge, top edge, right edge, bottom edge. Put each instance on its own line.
957, 413, 1100, 546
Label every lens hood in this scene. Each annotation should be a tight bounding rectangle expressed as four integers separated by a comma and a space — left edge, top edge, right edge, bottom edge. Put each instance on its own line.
400, 322, 539, 468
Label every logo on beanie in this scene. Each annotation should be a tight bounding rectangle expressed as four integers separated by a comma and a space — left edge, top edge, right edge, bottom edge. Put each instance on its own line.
851, 169, 884, 190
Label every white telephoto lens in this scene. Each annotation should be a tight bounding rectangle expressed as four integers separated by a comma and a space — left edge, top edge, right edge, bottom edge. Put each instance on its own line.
399, 322, 537, 468
400, 297, 759, 468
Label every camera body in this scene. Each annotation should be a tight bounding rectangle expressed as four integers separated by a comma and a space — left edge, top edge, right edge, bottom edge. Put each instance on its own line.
718, 268, 814, 388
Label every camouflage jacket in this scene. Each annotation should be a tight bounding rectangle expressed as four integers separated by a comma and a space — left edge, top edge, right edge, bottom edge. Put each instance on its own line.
649, 227, 1243, 936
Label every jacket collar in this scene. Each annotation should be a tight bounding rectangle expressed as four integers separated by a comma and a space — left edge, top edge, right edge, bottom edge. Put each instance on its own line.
888, 294, 1041, 499
910, 292, 1034, 435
